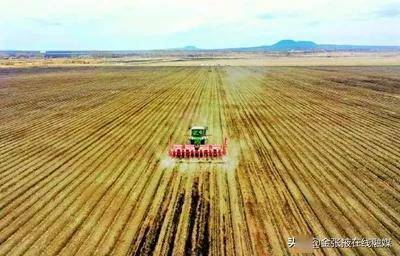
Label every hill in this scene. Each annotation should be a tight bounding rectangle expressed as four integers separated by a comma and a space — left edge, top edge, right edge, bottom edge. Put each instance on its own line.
260, 40, 318, 51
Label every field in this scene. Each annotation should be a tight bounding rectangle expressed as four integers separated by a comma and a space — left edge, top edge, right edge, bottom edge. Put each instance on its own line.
2, 52, 400, 68
0, 66, 399, 255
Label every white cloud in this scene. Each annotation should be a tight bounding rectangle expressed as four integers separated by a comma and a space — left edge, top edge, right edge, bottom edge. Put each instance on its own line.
0, 0, 398, 49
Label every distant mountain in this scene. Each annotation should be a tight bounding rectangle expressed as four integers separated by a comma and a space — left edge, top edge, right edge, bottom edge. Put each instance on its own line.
268, 40, 318, 51
175, 45, 201, 51
231, 39, 319, 52
2, 40, 399, 58
231, 40, 400, 52
246, 40, 319, 51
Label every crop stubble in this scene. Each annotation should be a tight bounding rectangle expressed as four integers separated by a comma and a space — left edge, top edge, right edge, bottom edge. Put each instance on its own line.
0, 66, 399, 255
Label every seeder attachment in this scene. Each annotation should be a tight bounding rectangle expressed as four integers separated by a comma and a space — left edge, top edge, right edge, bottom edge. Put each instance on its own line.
169, 138, 228, 160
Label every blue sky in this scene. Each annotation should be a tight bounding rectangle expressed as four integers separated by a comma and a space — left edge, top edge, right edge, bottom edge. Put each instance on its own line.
0, 0, 399, 50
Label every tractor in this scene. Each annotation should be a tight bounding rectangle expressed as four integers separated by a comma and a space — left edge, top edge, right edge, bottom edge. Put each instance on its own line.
169, 126, 227, 160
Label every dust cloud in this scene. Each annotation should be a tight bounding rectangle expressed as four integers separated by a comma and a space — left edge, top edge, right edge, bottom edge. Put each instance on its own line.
223, 139, 240, 172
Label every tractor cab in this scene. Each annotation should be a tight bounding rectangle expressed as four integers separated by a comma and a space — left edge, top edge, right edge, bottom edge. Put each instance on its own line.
189, 126, 208, 148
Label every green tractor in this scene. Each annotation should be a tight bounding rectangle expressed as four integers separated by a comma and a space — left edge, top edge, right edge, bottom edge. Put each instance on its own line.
189, 126, 208, 149
169, 125, 227, 159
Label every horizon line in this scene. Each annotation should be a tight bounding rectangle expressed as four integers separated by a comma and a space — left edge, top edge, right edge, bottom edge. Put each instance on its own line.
2, 41, 400, 52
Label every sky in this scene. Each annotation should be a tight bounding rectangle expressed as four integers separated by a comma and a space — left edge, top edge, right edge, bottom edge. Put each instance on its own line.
0, 0, 399, 50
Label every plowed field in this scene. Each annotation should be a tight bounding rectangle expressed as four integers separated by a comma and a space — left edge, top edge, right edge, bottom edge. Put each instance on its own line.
0, 66, 399, 255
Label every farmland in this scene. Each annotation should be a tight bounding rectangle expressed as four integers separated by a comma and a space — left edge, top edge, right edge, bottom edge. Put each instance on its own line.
0, 66, 399, 255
